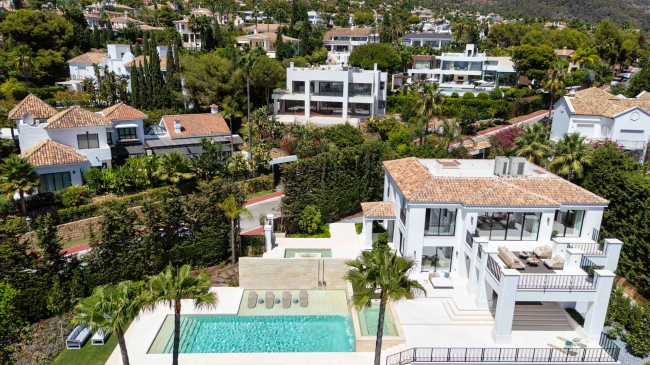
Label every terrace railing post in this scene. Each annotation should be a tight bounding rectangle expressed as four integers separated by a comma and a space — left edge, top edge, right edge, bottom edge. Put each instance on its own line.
447, 348, 451, 362
549, 348, 553, 362
399, 351, 402, 365
544, 275, 548, 292
481, 347, 485, 361
464, 348, 468, 362
582, 348, 587, 362
515, 348, 519, 362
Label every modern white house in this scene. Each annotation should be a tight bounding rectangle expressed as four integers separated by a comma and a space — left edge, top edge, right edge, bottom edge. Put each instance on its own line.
271, 63, 388, 125
236, 31, 300, 59
400, 33, 452, 49
323, 27, 379, 65
406, 44, 519, 89
173, 19, 202, 50
359, 157, 621, 350
551, 87, 650, 162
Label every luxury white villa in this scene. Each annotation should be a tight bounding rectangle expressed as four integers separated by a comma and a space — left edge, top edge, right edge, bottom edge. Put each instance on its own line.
323, 27, 379, 65
110, 157, 622, 365
551, 87, 650, 162
406, 44, 519, 90
271, 63, 388, 125
400, 33, 453, 49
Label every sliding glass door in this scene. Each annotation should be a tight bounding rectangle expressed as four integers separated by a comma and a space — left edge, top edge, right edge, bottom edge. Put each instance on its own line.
421, 247, 454, 272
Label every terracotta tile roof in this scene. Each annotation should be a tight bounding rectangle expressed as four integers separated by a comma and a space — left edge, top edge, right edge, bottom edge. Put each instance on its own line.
161, 113, 231, 138
383, 158, 608, 207
245, 23, 282, 32
8, 94, 57, 119
45, 106, 113, 129
123, 55, 167, 70
139, 24, 166, 30
237, 32, 299, 42
361, 202, 396, 218
102, 102, 148, 120
567, 87, 650, 118
67, 51, 107, 64
20, 139, 88, 167
110, 17, 144, 24
324, 27, 372, 41
554, 48, 575, 57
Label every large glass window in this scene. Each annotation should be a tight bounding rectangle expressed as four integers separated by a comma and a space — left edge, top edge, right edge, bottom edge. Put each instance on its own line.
553, 210, 585, 238
400, 196, 406, 225
106, 130, 113, 145
77, 133, 99, 149
349, 83, 372, 96
421, 247, 454, 272
424, 208, 456, 236
39, 172, 72, 193
117, 127, 137, 141
313, 81, 343, 96
292, 81, 305, 94
476, 212, 542, 241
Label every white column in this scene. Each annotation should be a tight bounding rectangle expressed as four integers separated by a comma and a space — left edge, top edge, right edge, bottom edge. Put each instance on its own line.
342, 74, 350, 120
475, 242, 491, 308
468, 237, 487, 295
552, 238, 570, 258
363, 216, 373, 250
603, 239, 623, 272
304, 79, 311, 119
264, 214, 275, 252
565, 248, 584, 268
491, 269, 520, 344
273, 99, 279, 114
583, 270, 616, 343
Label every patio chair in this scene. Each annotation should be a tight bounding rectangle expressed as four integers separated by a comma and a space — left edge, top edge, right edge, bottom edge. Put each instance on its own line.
543, 255, 565, 270
91, 328, 109, 346
548, 344, 578, 356
299, 290, 308, 308
247, 291, 258, 309
534, 245, 553, 259
66, 324, 91, 349
282, 291, 292, 309
265, 291, 275, 309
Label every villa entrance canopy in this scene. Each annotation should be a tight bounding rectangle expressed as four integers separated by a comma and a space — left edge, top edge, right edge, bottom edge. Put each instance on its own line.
361, 201, 396, 220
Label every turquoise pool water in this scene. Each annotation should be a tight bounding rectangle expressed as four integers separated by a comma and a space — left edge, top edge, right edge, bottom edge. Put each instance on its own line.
358, 304, 399, 336
149, 314, 356, 353
284, 249, 333, 258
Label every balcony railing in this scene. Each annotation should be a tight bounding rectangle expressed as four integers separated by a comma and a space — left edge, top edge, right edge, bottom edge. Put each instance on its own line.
487, 255, 501, 282
312, 90, 344, 97
580, 255, 602, 274
465, 230, 473, 249
477, 245, 482, 260
517, 274, 597, 292
386, 341, 620, 365
424, 224, 455, 236
568, 242, 606, 256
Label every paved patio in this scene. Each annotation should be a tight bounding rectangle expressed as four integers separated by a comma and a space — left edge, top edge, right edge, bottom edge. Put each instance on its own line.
264, 222, 364, 259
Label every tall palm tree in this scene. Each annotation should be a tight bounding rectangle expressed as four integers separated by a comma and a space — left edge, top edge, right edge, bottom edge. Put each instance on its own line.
146, 264, 217, 365
514, 122, 553, 166
238, 44, 262, 161
428, 119, 472, 153
0, 155, 39, 216
549, 133, 592, 181
155, 151, 193, 184
544, 62, 568, 119
217, 195, 253, 264
413, 83, 444, 144
346, 244, 425, 365
73, 281, 145, 365
188, 15, 210, 51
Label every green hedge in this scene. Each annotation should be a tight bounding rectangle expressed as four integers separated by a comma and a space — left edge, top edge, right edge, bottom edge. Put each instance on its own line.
241, 235, 265, 257
386, 95, 514, 119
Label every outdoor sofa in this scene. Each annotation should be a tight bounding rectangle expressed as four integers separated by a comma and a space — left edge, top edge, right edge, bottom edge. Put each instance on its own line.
543, 255, 565, 270
66, 324, 90, 349
534, 245, 553, 259
498, 247, 525, 269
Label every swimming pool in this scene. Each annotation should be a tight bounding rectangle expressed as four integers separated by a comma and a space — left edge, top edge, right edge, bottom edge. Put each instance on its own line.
284, 249, 333, 258
148, 314, 356, 353
358, 303, 399, 336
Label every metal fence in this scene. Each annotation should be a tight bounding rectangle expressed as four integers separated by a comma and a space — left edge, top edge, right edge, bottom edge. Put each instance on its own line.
465, 230, 474, 249
486, 255, 502, 282
568, 242, 606, 256
517, 274, 598, 292
580, 255, 602, 274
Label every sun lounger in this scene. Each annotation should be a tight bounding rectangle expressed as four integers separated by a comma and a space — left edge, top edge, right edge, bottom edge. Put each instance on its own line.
429, 272, 454, 288
91, 328, 109, 345
247, 291, 258, 309
66, 325, 91, 349
548, 343, 578, 356
265, 291, 274, 309
282, 291, 292, 309
299, 290, 308, 307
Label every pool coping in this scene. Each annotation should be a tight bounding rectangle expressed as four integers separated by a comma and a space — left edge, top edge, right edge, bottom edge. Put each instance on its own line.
346, 281, 407, 352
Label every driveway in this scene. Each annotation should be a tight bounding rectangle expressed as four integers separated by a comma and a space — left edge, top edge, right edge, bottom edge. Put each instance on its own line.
241, 196, 282, 233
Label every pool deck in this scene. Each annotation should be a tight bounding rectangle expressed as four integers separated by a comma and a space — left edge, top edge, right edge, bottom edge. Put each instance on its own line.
264, 223, 364, 259
106, 286, 376, 365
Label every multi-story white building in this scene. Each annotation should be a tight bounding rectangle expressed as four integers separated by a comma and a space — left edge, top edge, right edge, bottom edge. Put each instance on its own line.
173, 19, 202, 50
271, 63, 387, 125
400, 33, 452, 49
359, 157, 621, 348
406, 44, 518, 89
322, 27, 379, 65
551, 87, 650, 162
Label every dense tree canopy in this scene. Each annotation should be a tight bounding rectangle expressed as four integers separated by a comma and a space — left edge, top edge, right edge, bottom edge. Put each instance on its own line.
349, 43, 402, 74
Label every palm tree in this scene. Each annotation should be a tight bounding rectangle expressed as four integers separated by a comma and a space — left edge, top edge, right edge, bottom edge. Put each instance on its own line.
0, 155, 39, 216
413, 83, 444, 144
188, 15, 210, 51
549, 133, 592, 181
73, 281, 145, 365
514, 122, 553, 166
544, 62, 568, 119
346, 244, 425, 365
428, 119, 472, 153
217, 195, 253, 264
571, 48, 600, 69
155, 152, 193, 184
238, 44, 262, 161
146, 264, 218, 365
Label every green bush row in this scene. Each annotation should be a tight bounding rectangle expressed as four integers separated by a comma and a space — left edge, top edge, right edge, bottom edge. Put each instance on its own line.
386, 95, 515, 119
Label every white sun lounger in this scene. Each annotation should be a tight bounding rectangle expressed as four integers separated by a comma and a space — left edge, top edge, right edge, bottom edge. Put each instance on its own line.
282, 291, 292, 309
265, 291, 275, 309
66, 325, 90, 349
248, 291, 258, 309
92, 328, 109, 345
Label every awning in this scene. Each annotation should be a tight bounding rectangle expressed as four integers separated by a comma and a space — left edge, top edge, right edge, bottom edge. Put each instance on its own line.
115, 123, 139, 128
111, 144, 146, 156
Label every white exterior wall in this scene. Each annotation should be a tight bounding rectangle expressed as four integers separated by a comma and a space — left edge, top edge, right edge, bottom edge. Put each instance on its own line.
110, 119, 145, 143
18, 122, 50, 152
610, 108, 650, 146
34, 163, 88, 191
69, 62, 98, 81
47, 126, 112, 167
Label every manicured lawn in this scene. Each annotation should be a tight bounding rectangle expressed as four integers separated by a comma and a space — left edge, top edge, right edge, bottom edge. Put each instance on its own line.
287, 224, 331, 238
51, 332, 118, 365
61, 235, 91, 250
246, 189, 276, 200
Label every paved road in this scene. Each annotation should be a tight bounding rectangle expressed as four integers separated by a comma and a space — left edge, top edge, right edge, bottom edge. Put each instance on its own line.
240, 196, 282, 233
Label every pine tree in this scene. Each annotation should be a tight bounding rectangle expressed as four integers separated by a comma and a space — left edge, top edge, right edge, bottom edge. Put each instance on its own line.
213, 23, 223, 48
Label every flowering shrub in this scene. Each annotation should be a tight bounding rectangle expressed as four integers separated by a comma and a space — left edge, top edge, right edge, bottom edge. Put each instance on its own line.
489, 127, 522, 155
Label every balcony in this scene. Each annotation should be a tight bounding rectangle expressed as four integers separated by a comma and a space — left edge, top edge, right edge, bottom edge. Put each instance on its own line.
424, 224, 455, 236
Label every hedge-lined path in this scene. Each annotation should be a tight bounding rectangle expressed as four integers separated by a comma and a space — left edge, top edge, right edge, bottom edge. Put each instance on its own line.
452, 109, 549, 149
61, 191, 285, 255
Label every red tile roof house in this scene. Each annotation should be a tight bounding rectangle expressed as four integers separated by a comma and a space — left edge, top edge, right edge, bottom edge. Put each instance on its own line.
143, 108, 244, 156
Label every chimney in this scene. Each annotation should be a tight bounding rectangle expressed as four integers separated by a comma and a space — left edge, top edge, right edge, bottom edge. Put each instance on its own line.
290, 62, 294, 69
210, 104, 219, 114
173, 120, 181, 133
374, 63, 378, 71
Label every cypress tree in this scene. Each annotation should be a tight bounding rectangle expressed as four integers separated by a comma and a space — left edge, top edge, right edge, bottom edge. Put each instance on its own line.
142, 31, 150, 55
91, 25, 100, 48
203, 25, 215, 52
138, 65, 147, 110
149, 47, 166, 108
276, 30, 286, 61
213, 23, 223, 48
131, 67, 139, 108
142, 55, 152, 109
